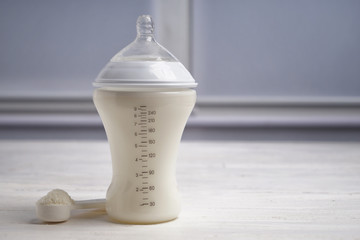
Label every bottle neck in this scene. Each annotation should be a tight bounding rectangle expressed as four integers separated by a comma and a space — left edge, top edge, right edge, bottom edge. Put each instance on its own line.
136, 33, 155, 42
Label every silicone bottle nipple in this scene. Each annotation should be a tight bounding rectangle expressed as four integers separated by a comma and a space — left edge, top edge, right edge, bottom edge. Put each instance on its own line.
111, 15, 177, 62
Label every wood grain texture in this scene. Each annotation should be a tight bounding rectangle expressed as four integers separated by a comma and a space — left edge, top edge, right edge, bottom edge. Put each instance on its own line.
0, 141, 359, 239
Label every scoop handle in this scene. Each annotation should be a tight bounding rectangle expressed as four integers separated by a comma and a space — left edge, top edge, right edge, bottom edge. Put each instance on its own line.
73, 199, 106, 210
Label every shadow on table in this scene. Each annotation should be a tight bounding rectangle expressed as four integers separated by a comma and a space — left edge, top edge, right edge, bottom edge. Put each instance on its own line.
29, 209, 107, 225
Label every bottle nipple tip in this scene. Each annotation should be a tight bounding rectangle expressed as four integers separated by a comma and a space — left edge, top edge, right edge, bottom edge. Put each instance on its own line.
137, 15, 154, 35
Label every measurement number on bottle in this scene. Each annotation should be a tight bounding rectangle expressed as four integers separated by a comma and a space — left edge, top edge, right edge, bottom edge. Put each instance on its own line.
133, 105, 157, 207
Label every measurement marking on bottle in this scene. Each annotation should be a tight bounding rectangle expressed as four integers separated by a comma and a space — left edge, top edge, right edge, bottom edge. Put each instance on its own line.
134, 104, 157, 207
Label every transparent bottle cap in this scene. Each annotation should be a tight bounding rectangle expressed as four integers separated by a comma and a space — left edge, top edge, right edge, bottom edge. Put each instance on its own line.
94, 15, 197, 88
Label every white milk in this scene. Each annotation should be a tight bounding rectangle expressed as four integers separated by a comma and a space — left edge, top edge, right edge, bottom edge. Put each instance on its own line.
93, 88, 196, 224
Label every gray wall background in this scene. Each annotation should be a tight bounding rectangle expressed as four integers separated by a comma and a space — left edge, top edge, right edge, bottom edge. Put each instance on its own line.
1, 0, 360, 141
1, 0, 359, 98
0, 0, 155, 96
193, 0, 360, 97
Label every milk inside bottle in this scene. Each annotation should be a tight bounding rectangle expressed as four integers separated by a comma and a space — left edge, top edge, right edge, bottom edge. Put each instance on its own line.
93, 15, 197, 224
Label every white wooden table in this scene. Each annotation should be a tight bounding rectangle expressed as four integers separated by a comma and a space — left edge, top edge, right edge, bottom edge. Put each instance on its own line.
0, 141, 360, 239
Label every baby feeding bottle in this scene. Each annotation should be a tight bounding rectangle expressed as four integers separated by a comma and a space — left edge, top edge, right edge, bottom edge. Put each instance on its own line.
93, 15, 197, 224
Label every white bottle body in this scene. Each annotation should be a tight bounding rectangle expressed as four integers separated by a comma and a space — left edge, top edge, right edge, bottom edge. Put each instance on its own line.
93, 88, 196, 224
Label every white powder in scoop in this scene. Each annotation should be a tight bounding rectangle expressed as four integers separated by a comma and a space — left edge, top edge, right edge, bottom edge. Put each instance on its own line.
37, 189, 73, 206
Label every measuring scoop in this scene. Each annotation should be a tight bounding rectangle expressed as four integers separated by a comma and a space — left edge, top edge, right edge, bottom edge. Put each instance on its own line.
36, 189, 105, 222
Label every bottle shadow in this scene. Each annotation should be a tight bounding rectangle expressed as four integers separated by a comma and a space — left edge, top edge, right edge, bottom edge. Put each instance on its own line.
29, 208, 176, 225
29, 209, 107, 225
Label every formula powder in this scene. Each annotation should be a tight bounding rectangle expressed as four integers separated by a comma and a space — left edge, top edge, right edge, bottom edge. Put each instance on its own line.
37, 189, 73, 206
